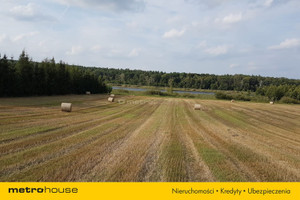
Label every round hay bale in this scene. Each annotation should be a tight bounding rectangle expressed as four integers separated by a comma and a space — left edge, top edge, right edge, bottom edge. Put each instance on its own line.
110, 94, 115, 97
231, 99, 235, 102
108, 97, 114, 102
194, 104, 201, 110
86, 91, 91, 95
61, 103, 72, 112
270, 101, 274, 105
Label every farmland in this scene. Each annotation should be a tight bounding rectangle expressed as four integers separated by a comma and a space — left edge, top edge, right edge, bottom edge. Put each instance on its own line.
0, 94, 299, 182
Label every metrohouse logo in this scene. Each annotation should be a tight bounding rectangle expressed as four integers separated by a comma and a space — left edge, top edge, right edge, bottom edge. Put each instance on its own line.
8, 186, 78, 194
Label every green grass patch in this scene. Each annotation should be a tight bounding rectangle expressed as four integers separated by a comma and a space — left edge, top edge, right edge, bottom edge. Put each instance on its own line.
164, 140, 186, 182
0, 126, 57, 142
198, 146, 245, 181
122, 113, 136, 119
228, 144, 262, 162
214, 109, 248, 127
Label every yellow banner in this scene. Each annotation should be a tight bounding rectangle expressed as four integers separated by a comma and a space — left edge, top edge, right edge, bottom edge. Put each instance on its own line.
0, 182, 299, 200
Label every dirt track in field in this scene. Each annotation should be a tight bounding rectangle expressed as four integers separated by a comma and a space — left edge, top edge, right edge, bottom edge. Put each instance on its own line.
0, 95, 299, 181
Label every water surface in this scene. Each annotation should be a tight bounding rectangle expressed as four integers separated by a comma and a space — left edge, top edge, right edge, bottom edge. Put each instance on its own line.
112, 86, 215, 95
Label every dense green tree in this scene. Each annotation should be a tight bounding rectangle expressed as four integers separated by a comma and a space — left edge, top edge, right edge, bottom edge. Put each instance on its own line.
56, 61, 70, 94
0, 54, 9, 95
265, 85, 285, 101
15, 51, 34, 95
33, 62, 46, 95
0, 51, 110, 97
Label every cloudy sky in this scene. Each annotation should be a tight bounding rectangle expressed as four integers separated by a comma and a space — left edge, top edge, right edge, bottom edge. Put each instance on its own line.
0, 0, 300, 78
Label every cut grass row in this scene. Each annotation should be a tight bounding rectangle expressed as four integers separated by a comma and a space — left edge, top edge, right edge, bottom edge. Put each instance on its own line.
184, 100, 300, 181
0, 95, 299, 181
1, 98, 161, 181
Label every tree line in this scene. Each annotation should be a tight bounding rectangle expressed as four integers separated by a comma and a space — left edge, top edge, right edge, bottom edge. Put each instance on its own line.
90, 67, 299, 91
90, 67, 300, 102
1, 50, 299, 102
0, 51, 111, 97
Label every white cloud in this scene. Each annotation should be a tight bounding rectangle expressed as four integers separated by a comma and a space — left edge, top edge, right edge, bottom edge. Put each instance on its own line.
229, 64, 239, 68
1, 0, 299, 79
10, 3, 35, 17
9, 3, 55, 21
166, 16, 183, 24
197, 40, 207, 48
90, 45, 102, 53
191, 21, 199, 27
0, 34, 7, 43
128, 48, 141, 57
105, 47, 124, 58
163, 28, 186, 38
126, 21, 138, 28
12, 32, 39, 42
268, 38, 300, 50
66, 46, 83, 55
223, 13, 242, 23
55, 0, 145, 12
215, 13, 242, 24
205, 45, 228, 56
264, 0, 274, 7
185, 0, 235, 8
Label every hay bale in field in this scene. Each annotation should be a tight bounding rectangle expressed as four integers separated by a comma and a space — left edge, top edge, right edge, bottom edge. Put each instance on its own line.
194, 104, 201, 110
108, 97, 114, 102
270, 101, 274, 105
110, 94, 115, 97
86, 91, 91, 95
231, 99, 235, 102
61, 103, 72, 112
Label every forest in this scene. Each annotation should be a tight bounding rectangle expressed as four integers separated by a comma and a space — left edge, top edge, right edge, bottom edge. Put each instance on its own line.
91, 66, 300, 102
0, 51, 110, 97
0, 51, 300, 102
92, 67, 300, 91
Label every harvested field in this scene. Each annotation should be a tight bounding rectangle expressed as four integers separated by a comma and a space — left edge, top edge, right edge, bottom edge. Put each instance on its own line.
0, 95, 299, 182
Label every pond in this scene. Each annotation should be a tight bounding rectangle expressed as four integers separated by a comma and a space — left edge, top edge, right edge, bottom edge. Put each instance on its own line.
112, 86, 215, 95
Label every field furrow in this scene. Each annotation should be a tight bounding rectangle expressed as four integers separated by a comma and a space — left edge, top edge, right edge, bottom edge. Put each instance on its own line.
0, 95, 299, 181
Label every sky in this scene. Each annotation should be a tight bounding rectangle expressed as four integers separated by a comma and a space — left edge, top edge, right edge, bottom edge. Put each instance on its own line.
0, 0, 300, 79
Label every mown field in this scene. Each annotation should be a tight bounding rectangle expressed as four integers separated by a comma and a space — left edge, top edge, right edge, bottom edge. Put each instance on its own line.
0, 94, 299, 182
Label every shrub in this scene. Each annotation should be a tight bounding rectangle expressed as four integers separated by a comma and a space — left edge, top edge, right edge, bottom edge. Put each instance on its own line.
215, 92, 232, 100
144, 90, 167, 96
180, 93, 195, 98
251, 95, 269, 103
215, 92, 251, 101
236, 94, 251, 101
113, 89, 129, 94
280, 96, 300, 104
106, 85, 112, 93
